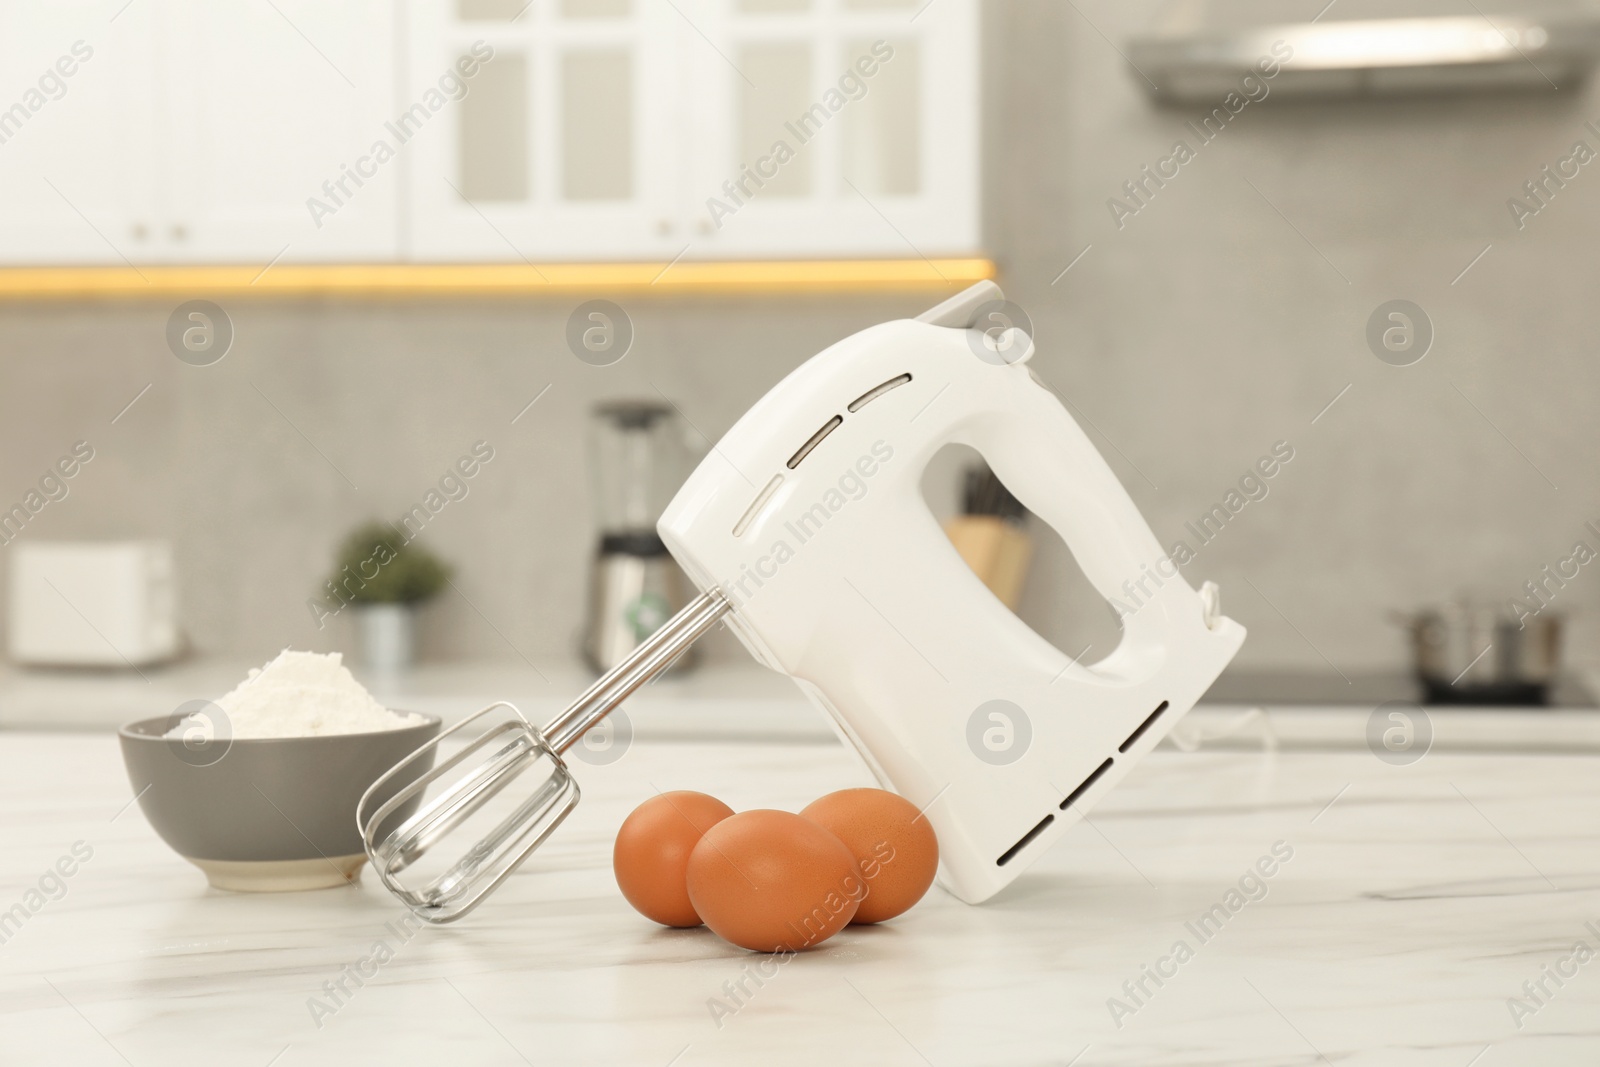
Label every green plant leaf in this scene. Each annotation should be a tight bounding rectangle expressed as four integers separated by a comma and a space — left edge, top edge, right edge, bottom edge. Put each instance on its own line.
325, 521, 452, 605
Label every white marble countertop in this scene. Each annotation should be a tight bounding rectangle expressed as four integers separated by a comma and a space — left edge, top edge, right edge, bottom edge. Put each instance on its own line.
2, 729, 1598, 1065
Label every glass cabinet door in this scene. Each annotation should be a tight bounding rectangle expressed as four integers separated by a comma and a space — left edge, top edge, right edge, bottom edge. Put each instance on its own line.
677, 0, 978, 258
405, 0, 977, 261
406, 0, 685, 260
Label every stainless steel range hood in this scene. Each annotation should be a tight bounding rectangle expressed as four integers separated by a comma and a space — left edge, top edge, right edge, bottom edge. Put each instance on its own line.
1128, 0, 1600, 102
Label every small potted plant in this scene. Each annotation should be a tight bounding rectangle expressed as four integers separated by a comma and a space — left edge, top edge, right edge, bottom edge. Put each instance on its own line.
327, 522, 451, 673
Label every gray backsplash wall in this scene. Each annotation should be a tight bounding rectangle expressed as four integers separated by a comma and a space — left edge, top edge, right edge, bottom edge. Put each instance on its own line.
1, 0, 1596, 674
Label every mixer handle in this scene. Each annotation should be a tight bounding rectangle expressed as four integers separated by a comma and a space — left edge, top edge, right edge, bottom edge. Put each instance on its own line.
918, 282, 1172, 622
966, 371, 1186, 643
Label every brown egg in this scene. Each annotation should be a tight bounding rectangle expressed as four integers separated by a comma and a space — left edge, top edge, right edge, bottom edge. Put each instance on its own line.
613, 791, 735, 928
800, 788, 938, 924
686, 810, 861, 953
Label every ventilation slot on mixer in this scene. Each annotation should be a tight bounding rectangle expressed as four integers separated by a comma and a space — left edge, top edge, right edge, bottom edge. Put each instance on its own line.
1059, 758, 1113, 811
786, 415, 843, 469
1118, 701, 1170, 754
996, 813, 1055, 867
847, 373, 912, 412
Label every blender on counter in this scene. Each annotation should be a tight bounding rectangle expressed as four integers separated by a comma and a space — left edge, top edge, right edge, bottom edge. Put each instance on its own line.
583, 400, 698, 673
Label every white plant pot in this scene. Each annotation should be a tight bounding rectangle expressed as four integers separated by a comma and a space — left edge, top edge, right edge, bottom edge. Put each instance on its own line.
356, 604, 416, 674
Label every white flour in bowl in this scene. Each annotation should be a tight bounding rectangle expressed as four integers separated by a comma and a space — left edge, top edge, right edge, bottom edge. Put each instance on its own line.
166, 649, 423, 740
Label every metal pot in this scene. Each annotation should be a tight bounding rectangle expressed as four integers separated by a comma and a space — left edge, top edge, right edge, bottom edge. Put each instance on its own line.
1398, 603, 1563, 705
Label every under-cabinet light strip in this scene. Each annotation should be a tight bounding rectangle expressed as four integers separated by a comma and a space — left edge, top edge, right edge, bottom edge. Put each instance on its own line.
0, 259, 996, 299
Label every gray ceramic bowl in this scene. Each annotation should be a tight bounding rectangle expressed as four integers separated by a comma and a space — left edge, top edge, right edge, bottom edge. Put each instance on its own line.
119, 713, 440, 892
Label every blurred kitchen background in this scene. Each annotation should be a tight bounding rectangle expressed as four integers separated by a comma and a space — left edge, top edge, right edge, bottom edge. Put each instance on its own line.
2, 0, 1598, 725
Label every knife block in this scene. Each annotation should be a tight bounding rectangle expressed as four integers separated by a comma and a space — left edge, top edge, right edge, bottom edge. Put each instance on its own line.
943, 515, 1033, 611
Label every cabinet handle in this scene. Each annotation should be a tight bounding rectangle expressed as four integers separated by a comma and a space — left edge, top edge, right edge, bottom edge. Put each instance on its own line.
170, 224, 188, 241
130, 223, 148, 241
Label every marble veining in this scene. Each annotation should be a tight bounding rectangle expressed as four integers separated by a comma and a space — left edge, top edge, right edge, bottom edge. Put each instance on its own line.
0, 731, 1597, 1065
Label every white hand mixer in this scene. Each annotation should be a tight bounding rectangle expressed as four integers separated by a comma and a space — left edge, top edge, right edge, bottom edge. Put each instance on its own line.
358, 281, 1245, 922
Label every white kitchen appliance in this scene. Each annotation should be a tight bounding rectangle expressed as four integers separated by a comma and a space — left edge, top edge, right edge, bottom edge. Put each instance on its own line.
7, 541, 179, 667
360, 281, 1246, 921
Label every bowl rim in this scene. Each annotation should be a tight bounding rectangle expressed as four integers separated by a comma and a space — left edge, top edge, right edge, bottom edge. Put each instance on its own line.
118, 710, 442, 743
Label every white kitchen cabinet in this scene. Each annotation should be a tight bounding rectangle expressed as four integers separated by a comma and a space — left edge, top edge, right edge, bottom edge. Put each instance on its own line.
160, 0, 400, 263
0, 0, 160, 265
0, 0, 979, 266
404, 0, 980, 261
0, 0, 397, 265
404, 0, 690, 261
684, 0, 980, 259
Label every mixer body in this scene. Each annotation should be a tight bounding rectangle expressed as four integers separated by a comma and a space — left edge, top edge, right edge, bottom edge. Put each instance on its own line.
659, 302, 1245, 903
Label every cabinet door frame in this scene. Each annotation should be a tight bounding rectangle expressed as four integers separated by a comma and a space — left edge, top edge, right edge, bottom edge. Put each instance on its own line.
682, 0, 979, 260
404, 0, 688, 262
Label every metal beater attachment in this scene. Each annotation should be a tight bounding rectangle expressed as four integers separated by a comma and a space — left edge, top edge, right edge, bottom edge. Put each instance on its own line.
358, 589, 731, 923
